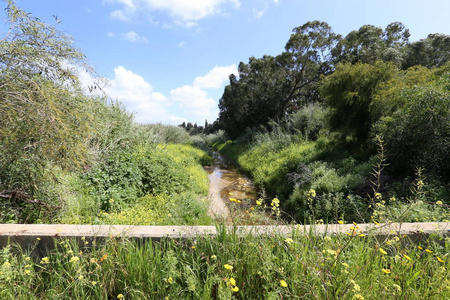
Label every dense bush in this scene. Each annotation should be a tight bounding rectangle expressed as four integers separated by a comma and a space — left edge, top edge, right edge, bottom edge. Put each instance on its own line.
374, 82, 450, 180
287, 102, 330, 140
69, 144, 211, 223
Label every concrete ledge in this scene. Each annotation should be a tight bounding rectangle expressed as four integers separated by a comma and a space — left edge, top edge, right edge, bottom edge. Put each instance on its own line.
0, 222, 449, 255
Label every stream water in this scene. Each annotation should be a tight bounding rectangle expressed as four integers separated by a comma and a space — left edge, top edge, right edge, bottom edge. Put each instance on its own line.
204, 151, 259, 222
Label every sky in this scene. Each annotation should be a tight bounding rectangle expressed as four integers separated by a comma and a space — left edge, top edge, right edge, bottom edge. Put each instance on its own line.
2, 0, 450, 126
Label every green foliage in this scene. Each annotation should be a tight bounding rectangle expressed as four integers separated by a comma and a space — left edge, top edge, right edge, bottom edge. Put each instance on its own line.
145, 123, 193, 144
369, 66, 435, 121
404, 33, 450, 69
217, 134, 373, 223
218, 21, 339, 138
97, 193, 211, 226
81, 144, 211, 213
374, 83, 450, 179
0, 1, 103, 222
286, 102, 330, 140
190, 130, 228, 152
332, 22, 410, 66
320, 61, 398, 141
0, 227, 449, 299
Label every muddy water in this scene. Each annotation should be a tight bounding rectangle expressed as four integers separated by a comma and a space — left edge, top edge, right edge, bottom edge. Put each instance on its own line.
204, 152, 259, 221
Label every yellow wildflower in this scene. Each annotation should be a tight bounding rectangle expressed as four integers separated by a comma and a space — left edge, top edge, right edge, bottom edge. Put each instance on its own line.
382, 268, 391, 274
437, 257, 445, 263
40, 257, 50, 264
117, 294, 124, 299
425, 249, 433, 253
285, 238, 294, 245
403, 254, 412, 261
271, 198, 280, 207
337, 220, 344, 224
211, 255, 217, 261
231, 286, 239, 292
224, 264, 233, 270
256, 199, 263, 206
280, 280, 288, 287
70, 256, 80, 263
167, 277, 173, 284
354, 293, 364, 300
379, 248, 387, 255
229, 277, 236, 286
327, 249, 337, 256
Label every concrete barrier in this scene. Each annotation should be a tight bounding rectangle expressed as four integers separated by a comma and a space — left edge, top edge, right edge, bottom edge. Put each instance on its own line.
0, 222, 449, 255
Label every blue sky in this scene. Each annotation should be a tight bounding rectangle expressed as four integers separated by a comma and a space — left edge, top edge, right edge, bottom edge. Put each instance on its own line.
3, 0, 450, 125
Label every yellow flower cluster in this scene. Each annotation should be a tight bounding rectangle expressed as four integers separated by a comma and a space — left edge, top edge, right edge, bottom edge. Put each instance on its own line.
229, 198, 241, 203
228, 277, 239, 292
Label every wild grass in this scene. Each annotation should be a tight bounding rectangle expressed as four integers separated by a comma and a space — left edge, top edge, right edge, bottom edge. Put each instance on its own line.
0, 223, 448, 299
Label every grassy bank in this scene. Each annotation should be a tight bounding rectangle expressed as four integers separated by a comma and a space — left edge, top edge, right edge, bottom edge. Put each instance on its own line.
212, 132, 450, 225
0, 225, 448, 299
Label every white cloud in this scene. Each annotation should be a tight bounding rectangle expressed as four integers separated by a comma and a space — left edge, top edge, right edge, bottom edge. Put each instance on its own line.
107, 32, 115, 37
102, 65, 235, 125
105, 66, 170, 123
253, 8, 264, 19
170, 85, 217, 121
107, 0, 241, 27
193, 64, 237, 89
122, 31, 149, 43
178, 41, 186, 48
110, 9, 132, 22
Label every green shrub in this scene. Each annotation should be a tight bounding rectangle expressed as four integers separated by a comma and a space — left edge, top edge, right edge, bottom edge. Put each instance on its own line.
374, 84, 450, 180
145, 123, 192, 144
287, 102, 330, 140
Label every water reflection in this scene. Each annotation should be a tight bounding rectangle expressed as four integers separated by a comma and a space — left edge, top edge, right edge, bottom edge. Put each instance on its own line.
207, 152, 258, 203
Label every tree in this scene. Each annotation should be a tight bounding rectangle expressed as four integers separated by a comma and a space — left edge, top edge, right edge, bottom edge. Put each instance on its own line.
404, 33, 450, 69
320, 61, 398, 141
374, 77, 450, 180
332, 22, 410, 67
0, 1, 97, 209
218, 21, 340, 139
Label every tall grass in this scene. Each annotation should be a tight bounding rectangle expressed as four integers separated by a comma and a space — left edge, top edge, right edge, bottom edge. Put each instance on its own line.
0, 224, 448, 299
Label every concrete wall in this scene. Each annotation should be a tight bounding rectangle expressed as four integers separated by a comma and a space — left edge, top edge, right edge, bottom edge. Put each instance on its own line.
0, 222, 449, 256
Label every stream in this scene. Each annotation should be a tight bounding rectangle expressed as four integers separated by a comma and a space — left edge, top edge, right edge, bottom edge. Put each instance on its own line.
204, 151, 259, 223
